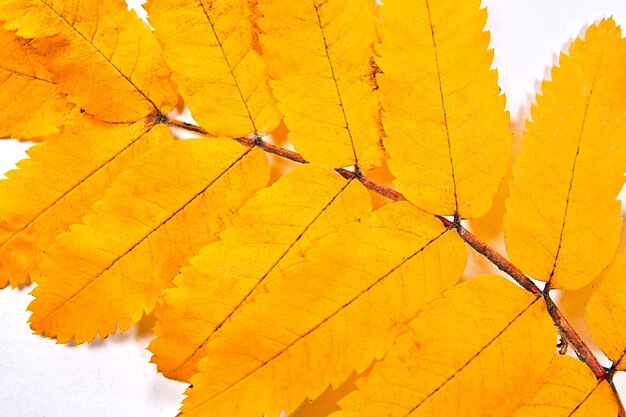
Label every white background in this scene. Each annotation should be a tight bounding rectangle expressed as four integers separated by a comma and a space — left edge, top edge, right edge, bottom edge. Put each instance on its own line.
2, 1, 626, 416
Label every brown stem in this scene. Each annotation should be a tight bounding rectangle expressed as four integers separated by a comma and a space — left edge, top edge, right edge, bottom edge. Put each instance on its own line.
356, 174, 405, 201
543, 296, 606, 379
167, 117, 613, 384
164, 118, 345, 170
452, 223, 606, 379
453, 222, 606, 378
455, 224, 542, 295
165, 118, 209, 135
243, 137, 309, 164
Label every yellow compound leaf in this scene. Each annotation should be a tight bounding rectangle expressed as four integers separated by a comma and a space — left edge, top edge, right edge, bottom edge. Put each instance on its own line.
0, 116, 173, 288
504, 19, 626, 291
512, 355, 616, 417
0, 0, 178, 122
150, 164, 372, 381
0, 27, 76, 139
337, 275, 556, 417
259, 0, 383, 169
586, 247, 626, 370
146, 0, 280, 138
180, 201, 467, 416
377, 0, 511, 218
28, 139, 269, 344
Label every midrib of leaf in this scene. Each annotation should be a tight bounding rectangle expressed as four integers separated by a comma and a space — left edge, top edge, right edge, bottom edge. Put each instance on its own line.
312, 0, 359, 168
0, 65, 52, 84
548, 52, 603, 284
567, 379, 604, 417
199, 0, 258, 133
404, 296, 542, 417
0, 125, 153, 251
169, 177, 355, 375
185, 228, 451, 412
37, 146, 254, 321
425, 0, 459, 216
38, 0, 160, 112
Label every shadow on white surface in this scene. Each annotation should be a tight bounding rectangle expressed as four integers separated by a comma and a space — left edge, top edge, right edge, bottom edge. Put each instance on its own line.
0, 286, 187, 417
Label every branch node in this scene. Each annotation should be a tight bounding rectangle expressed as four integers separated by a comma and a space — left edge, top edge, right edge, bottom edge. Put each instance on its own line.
154, 111, 168, 125
145, 110, 168, 127
251, 132, 263, 147
542, 281, 552, 295
163, 117, 208, 136
451, 213, 462, 232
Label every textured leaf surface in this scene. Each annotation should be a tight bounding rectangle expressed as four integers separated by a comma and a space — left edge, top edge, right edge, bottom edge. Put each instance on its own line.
0, 27, 76, 139
337, 275, 555, 417
0, 0, 178, 122
259, 0, 383, 169
586, 247, 626, 370
505, 19, 626, 290
377, 0, 511, 218
150, 164, 372, 381
512, 356, 616, 417
181, 201, 467, 416
28, 139, 269, 344
0, 116, 173, 288
147, 0, 280, 138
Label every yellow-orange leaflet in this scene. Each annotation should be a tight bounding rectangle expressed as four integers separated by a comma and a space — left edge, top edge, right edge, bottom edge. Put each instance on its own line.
337, 275, 555, 417
29, 139, 269, 344
180, 201, 467, 416
258, 0, 383, 169
586, 248, 626, 370
512, 356, 616, 417
147, 0, 280, 138
505, 20, 626, 291
150, 164, 371, 381
0, 28, 76, 139
378, 0, 511, 218
0, 116, 173, 288
0, 0, 178, 122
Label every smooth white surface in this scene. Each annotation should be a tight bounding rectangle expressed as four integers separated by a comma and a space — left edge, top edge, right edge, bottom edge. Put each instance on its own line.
2, 1, 626, 416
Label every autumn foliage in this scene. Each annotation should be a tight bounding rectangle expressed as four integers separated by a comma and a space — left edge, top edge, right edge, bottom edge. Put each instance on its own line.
2, 0, 626, 415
